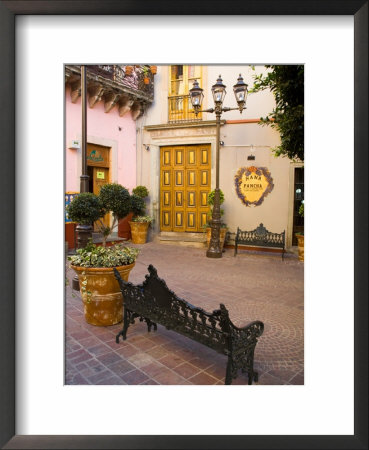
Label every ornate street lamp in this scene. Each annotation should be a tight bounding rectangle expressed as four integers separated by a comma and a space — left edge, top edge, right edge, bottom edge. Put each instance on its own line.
76, 65, 93, 249
190, 74, 248, 258
72, 65, 92, 290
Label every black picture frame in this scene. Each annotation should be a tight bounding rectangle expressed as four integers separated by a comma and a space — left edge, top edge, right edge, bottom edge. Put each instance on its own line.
1, 1, 367, 449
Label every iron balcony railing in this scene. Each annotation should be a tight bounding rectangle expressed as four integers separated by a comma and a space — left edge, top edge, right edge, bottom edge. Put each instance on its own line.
168, 95, 202, 123
88, 65, 154, 100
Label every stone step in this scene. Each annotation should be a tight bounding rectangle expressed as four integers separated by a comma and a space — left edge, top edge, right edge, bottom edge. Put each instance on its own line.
156, 232, 207, 248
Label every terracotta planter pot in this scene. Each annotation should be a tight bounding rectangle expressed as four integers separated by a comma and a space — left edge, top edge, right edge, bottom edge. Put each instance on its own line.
143, 77, 150, 85
295, 234, 304, 261
206, 227, 227, 251
129, 221, 149, 244
118, 212, 134, 239
71, 263, 135, 326
125, 66, 133, 75
150, 65, 157, 74
65, 222, 76, 249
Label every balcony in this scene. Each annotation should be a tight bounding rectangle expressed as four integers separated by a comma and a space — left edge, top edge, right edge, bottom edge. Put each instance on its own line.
88, 65, 154, 100
168, 95, 202, 124
65, 65, 155, 119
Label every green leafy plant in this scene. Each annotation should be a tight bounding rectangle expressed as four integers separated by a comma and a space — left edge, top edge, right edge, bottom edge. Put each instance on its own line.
130, 194, 146, 217
131, 215, 153, 223
132, 185, 149, 198
250, 65, 304, 161
130, 185, 153, 225
299, 202, 304, 218
68, 241, 139, 268
296, 201, 304, 237
67, 192, 104, 225
204, 189, 225, 228
208, 189, 225, 207
67, 183, 132, 247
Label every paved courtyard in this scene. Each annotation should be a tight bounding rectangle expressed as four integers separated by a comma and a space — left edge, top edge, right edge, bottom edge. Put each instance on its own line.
66, 242, 304, 385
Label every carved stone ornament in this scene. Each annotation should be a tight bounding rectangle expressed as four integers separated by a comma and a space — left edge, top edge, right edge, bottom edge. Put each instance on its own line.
234, 166, 274, 207
87, 83, 104, 108
118, 97, 134, 117
103, 91, 120, 113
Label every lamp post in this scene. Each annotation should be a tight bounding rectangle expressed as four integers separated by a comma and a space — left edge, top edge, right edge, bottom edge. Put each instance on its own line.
189, 74, 248, 258
72, 65, 92, 290
75, 65, 93, 250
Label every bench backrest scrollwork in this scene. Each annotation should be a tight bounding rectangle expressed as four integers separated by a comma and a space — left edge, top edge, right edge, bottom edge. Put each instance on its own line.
114, 265, 233, 353
236, 223, 285, 249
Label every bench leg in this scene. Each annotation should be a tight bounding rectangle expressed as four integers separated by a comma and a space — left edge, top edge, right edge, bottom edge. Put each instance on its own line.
225, 357, 233, 385
116, 307, 130, 343
234, 242, 238, 257
145, 318, 157, 333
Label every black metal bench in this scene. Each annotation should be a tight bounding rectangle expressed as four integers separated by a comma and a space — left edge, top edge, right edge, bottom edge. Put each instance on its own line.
234, 223, 285, 260
114, 265, 264, 385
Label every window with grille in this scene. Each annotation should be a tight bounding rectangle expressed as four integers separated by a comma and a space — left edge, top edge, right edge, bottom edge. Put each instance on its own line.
168, 65, 202, 123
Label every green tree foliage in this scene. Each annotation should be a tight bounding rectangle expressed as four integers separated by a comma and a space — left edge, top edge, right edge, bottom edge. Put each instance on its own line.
99, 183, 131, 220
132, 185, 149, 198
250, 65, 304, 161
130, 194, 146, 217
67, 192, 104, 225
68, 184, 132, 246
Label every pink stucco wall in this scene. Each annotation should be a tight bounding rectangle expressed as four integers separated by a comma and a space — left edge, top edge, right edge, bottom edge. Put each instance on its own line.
65, 85, 137, 193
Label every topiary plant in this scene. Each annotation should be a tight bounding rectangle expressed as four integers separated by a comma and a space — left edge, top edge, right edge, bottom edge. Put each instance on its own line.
132, 185, 149, 199
130, 187, 154, 228
130, 194, 146, 217
67, 192, 104, 225
97, 183, 132, 246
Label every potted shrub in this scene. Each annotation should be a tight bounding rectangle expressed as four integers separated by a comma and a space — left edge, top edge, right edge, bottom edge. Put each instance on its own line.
142, 67, 150, 84
205, 189, 228, 251
67, 184, 132, 247
69, 241, 139, 326
67, 183, 137, 326
66, 192, 104, 249
129, 186, 153, 244
97, 183, 132, 246
295, 202, 304, 261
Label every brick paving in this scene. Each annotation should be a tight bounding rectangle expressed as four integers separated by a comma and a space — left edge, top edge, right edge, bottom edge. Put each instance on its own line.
66, 243, 304, 385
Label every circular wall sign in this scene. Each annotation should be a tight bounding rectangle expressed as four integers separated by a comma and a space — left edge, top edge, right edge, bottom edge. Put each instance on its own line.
234, 166, 274, 206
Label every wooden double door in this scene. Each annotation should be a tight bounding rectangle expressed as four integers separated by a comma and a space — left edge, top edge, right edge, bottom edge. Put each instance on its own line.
160, 145, 211, 232
87, 143, 110, 230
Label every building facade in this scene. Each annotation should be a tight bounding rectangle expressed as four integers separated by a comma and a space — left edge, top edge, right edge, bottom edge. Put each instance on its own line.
136, 65, 303, 249
64, 65, 156, 243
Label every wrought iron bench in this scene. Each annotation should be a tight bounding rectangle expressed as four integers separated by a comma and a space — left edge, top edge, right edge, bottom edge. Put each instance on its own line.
234, 223, 285, 260
114, 265, 264, 385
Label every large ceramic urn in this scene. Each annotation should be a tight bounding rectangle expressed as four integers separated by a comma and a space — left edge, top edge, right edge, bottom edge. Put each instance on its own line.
71, 263, 135, 326
129, 221, 149, 244
295, 234, 304, 262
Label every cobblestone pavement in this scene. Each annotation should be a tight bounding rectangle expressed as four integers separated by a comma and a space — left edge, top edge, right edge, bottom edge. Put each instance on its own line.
66, 243, 304, 385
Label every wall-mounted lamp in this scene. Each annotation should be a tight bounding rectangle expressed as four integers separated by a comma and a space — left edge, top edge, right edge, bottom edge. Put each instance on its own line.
219, 141, 224, 146
247, 144, 255, 160
143, 144, 150, 151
